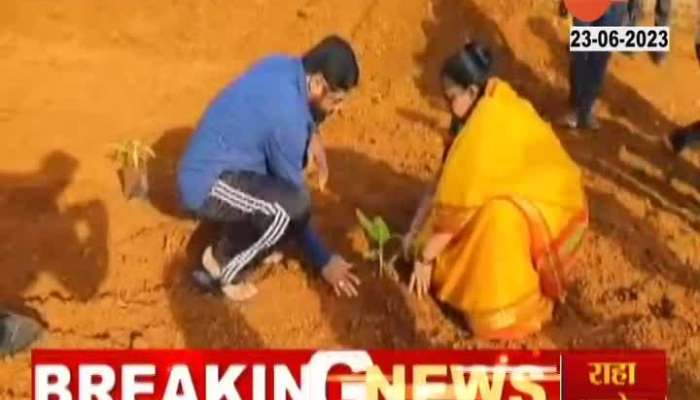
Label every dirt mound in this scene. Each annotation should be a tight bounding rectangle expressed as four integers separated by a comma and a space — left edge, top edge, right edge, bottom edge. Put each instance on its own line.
1, 0, 699, 398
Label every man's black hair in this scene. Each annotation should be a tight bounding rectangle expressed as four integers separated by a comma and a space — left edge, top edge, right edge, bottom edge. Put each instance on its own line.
303, 35, 360, 91
441, 42, 493, 92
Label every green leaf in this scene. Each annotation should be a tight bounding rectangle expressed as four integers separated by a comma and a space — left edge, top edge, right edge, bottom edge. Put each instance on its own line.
356, 209, 376, 240
374, 216, 391, 245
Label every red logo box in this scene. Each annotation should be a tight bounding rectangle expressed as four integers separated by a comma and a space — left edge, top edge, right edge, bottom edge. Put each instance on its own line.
563, 351, 667, 400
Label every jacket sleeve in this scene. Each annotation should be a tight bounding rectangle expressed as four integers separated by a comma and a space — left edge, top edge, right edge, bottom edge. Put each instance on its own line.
297, 224, 332, 271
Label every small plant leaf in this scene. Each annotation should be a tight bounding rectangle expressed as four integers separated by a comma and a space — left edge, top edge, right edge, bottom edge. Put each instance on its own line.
108, 140, 156, 170
356, 209, 377, 240
370, 226, 383, 242
374, 216, 391, 245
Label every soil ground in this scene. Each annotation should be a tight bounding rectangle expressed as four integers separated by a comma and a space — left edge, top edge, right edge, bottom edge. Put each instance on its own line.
1, 0, 700, 398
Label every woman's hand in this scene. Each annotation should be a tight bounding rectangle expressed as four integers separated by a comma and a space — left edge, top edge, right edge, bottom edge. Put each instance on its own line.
409, 260, 433, 299
408, 232, 452, 298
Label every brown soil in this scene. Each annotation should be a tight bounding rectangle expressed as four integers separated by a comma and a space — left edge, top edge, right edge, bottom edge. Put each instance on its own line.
1, 0, 700, 398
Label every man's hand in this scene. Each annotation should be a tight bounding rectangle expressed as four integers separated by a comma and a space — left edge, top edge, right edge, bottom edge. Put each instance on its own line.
321, 255, 361, 298
408, 260, 433, 299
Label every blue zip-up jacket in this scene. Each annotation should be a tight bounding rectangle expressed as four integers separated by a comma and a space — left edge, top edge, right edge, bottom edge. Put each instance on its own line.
178, 55, 331, 270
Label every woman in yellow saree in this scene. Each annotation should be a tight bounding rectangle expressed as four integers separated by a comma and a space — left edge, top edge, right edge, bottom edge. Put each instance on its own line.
406, 42, 588, 340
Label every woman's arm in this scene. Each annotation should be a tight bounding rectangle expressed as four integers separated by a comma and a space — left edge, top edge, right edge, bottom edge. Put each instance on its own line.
409, 186, 434, 234
420, 232, 455, 263
403, 182, 436, 258
409, 230, 455, 297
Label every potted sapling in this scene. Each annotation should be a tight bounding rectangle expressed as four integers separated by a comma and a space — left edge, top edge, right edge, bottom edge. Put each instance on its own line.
109, 139, 156, 200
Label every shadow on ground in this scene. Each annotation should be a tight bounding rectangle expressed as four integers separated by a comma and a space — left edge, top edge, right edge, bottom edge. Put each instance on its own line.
148, 126, 194, 218
163, 223, 266, 348
0, 151, 109, 325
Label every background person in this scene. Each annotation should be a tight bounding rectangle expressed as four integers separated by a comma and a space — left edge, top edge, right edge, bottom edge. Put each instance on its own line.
561, 3, 627, 130
625, 0, 673, 64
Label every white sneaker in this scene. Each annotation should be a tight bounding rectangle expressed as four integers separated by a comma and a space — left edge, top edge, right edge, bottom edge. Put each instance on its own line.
262, 251, 284, 266
221, 282, 258, 302
202, 245, 222, 279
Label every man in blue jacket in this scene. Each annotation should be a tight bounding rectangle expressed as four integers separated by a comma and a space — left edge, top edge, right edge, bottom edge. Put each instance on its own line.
178, 35, 361, 301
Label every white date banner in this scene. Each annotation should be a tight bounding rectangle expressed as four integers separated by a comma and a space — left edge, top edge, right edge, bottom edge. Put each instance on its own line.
570, 26, 670, 52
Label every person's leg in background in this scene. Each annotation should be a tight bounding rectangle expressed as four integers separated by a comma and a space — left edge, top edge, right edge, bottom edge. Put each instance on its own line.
565, 17, 593, 129
576, 47, 614, 129
655, 0, 672, 26
568, 47, 587, 126
651, 0, 673, 64
625, 0, 644, 27
621, 0, 643, 57
564, 4, 626, 130
192, 170, 310, 301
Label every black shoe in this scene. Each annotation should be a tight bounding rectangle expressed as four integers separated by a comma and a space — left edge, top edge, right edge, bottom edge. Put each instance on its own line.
559, 111, 600, 131
191, 269, 222, 295
669, 132, 688, 154
579, 113, 601, 131
0, 312, 43, 356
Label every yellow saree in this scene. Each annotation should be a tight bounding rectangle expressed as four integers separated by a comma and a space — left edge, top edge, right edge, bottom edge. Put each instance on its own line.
421, 78, 588, 339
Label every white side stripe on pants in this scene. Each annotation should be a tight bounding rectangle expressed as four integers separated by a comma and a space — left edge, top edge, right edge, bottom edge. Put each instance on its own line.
212, 181, 276, 215
210, 180, 290, 284
220, 204, 289, 283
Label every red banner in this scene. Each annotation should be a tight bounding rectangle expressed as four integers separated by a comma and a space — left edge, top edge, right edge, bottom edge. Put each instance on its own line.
32, 349, 666, 400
